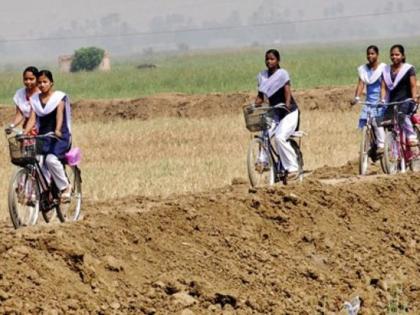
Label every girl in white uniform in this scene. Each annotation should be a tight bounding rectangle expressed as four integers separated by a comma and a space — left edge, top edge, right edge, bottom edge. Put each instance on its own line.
351, 45, 386, 153
255, 49, 300, 175
6, 67, 39, 135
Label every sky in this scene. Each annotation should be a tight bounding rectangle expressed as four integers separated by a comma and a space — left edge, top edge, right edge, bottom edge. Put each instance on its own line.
1, 0, 420, 62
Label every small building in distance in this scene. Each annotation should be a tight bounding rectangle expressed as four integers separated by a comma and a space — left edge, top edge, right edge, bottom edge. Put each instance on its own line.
58, 51, 111, 73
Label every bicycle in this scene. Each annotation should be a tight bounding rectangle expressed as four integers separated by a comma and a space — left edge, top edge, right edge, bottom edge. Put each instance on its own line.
381, 99, 420, 174
243, 104, 304, 187
5, 128, 82, 229
357, 102, 387, 175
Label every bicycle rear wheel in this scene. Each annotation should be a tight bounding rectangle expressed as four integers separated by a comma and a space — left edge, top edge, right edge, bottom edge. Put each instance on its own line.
247, 138, 275, 187
8, 168, 39, 229
409, 127, 420, 172
383, 130, 402, 174
359, 126, 371, 175
289, 139, 304, 182
56, 165, 82, 222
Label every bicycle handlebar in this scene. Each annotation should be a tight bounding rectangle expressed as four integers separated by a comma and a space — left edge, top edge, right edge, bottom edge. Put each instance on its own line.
249, 103, 289, 111
16, 132, 58, 141
358, 98, 415, 107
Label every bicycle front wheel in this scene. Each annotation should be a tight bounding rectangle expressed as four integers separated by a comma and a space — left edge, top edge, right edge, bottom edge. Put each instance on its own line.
8, 168, 39, 229
359, 126, 371, 175
289, 139, 304, 183
247, 137, 275, 187
383, 130, 401, 174
56, 165, 82, 222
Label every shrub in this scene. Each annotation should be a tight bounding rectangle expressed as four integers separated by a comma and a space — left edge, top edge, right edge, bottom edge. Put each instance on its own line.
70, 47, 105, 72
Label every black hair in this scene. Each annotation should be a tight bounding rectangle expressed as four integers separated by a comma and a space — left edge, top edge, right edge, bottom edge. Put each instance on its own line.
265, 49, 281, 61
390, 44, 406, 63
37, 69, 54, 82
366, 45, 379, 54
23, 66, 39, 77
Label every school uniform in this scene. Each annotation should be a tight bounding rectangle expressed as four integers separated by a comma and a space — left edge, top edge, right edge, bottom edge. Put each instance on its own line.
357, 63, 386, 147
31, 91, 72, 191
257, 68, 299, 172
13, 88, 36, 133
383, 63, 417, 141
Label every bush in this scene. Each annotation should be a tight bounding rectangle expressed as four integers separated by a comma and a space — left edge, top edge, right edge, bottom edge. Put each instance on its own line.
70, 47, 105, 72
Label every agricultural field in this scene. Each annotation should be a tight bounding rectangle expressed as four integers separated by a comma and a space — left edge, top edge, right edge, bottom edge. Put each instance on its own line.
0, 45, 418, 314
1, 43, 420, 104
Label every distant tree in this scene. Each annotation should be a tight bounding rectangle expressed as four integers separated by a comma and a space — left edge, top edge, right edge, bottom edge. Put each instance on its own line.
70, 47, 105, 72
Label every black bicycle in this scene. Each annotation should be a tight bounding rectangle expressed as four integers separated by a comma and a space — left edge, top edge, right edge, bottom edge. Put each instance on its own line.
6, 128, 82, 229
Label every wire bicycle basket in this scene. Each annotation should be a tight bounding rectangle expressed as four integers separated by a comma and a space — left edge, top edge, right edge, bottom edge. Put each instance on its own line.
8, 136, 43, 167
243, 105, 274, 132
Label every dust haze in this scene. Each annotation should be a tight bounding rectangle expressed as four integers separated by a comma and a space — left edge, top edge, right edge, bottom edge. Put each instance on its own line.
0, 0, 420, 63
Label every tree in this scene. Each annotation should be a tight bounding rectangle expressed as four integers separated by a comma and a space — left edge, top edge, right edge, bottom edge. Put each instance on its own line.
70, 47, 105, 72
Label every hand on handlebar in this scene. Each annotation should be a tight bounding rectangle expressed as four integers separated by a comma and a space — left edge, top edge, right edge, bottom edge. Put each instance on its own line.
350, 97, 360, 106
5, 126, 13, 135
55, 130, 63, 139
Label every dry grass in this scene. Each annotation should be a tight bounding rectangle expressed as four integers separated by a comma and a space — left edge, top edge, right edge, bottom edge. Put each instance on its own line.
0, 109, 361, 221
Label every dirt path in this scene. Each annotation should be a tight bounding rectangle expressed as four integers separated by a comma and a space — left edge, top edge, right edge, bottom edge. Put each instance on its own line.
0, 167, 418, 314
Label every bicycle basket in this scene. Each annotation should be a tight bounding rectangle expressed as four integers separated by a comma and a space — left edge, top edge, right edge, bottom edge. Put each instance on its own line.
8, 137, 43, 166
243, 105, 273, 132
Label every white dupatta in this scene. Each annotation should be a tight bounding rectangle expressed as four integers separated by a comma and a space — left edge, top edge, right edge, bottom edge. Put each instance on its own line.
357, 63, 386, 85
31, 91, 72, 133
257, 69, 290, 98
13, 88, 32, 118
383, 63, 414, 91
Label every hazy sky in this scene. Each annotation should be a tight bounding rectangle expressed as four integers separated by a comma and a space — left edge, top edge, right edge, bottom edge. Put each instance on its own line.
1, 0, 420, 62
0, 0, 260, 38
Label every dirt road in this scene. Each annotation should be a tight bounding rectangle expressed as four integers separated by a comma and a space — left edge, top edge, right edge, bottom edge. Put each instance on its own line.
0, 169, 418, 314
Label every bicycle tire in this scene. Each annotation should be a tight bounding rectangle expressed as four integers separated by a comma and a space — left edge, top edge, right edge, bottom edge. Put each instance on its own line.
383, 130, 401, 174
247, 137, 275, 187
41, 200, 58, 223
409, 127, 420, 172
359, 126, 370, 175
289, 139, 304, 182
56, 165, 82, 222
8, 168, 39, 229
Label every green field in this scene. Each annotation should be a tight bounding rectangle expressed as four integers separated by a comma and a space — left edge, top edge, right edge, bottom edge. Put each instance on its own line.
1, 43, 420, 104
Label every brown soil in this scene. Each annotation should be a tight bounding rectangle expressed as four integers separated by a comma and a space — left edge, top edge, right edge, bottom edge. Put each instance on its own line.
0, 170, 419, 314
0, 86, 354, 125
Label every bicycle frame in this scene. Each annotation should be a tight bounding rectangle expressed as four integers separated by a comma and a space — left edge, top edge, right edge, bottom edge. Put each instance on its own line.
385, 99, 419, 172
24, 157, 60, 212
259, 127, 287, 182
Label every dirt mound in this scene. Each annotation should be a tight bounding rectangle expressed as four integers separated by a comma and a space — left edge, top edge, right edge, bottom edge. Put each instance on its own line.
0, 86, 355, 125
0, 171, 418, 314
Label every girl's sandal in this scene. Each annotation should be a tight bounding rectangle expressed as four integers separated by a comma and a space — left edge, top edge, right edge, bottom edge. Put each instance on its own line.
60, 186, 72, 204
287, 171, 300, 180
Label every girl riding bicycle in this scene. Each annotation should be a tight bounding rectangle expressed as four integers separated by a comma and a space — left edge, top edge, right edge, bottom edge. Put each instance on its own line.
6, 67, 40, 135
26, 70, 72, 202
254, 49, 300, 177
381, 45, 419, 155
351, 45, 386, 154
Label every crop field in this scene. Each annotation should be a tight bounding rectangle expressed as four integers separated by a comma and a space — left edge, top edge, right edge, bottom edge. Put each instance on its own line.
1, 43, 420, 104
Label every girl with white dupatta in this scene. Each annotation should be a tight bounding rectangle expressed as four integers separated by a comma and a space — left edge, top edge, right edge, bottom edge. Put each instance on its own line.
380, 44, 419, 154
26, 70, 72, 201
5, 67, 40, 135
254, 49, 300, 177
351, 45, 386, 153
